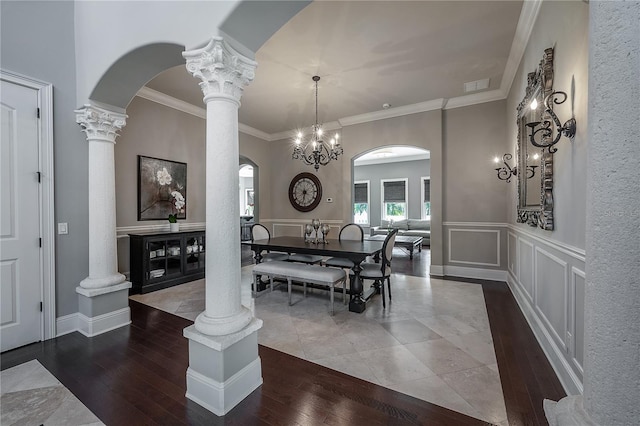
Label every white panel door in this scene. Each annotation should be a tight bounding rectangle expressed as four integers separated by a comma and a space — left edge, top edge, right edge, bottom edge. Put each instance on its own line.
0, 79, 42, 352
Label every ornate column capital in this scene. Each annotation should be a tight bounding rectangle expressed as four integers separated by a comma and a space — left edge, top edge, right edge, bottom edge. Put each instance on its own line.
183, 37, 257, 105
75, 104, 127, 143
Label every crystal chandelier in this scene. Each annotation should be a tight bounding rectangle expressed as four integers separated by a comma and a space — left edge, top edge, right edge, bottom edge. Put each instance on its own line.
292, 76, 343, 171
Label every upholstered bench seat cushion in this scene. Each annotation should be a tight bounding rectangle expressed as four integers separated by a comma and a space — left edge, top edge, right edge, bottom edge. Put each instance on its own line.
253, 261, 345, 284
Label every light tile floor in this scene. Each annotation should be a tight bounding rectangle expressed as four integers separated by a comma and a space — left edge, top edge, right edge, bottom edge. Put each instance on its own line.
130, 266, 508, 425
1, 359, 104, 426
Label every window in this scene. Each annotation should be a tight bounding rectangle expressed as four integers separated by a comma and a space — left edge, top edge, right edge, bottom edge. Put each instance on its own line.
353, 181, 369, 225
421, 177, 431, 220
381, 179, 408, 221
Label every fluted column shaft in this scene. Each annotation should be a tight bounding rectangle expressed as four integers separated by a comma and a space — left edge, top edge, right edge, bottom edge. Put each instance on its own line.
75, 105, 127, 288
184, 37, 257, 336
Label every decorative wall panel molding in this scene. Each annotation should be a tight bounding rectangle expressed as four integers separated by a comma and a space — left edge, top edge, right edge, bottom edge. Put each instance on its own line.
534, 246, 568, 352
518, 238, 535, 302
448, 228, 500, 267
570, 266, 586, 378
508, 231, 518, 276
507, 226, 585, 395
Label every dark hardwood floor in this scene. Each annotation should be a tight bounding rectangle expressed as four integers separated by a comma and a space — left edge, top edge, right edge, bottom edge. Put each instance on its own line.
1, 245, 564, 425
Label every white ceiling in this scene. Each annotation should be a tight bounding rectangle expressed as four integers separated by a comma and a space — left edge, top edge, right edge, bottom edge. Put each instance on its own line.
145, 1, 524, 137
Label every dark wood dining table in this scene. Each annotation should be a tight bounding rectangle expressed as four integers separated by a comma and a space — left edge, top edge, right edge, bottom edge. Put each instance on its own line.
243, 236, 384, 313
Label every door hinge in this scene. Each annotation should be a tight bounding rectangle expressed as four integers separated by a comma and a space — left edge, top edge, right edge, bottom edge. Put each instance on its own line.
37, 108, 40, 119
37, 171, 41, 183
39, 237, 42, 247
40, 302, 43, 312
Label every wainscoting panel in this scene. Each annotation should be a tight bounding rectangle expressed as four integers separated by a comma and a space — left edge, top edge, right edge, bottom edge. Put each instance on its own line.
534, 247, 568, 352
273, 223, 303, 237
518, 239, 534, 303
508, 232, 518, 276
507, 225, 585, 395
448, 228, 500, 267
571, 267, 586, 377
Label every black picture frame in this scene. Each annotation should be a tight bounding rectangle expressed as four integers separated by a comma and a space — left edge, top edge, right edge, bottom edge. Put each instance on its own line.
137, 155, 187, 221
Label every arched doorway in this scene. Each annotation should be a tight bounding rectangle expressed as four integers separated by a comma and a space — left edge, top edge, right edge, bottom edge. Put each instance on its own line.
352, 146, 431, 231
239, 156, 259, 241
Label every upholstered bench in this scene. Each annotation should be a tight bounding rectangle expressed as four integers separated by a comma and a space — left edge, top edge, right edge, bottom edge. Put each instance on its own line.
252, 261, 347, 315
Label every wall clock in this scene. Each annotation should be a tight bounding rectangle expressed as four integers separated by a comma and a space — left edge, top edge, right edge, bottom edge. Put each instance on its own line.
288, 172, 322, 212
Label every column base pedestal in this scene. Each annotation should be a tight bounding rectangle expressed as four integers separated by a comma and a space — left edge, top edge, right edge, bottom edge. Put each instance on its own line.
544, 396, 596, 426
76, 281, 132, 337
184, 318, 263, 416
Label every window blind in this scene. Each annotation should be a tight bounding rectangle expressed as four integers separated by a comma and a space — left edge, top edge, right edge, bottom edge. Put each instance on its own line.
383, 181, 406, 202
423, 179, 431, 202
354, 183, 368, 203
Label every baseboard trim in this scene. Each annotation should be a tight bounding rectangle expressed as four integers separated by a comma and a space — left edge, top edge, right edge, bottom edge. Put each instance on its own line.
77, 307, 131, 337
56, 313, 79, 337
185, 357, 263, 416
507, 273, 583, 395
442, 265, 508, 282
430, 265, 444, 277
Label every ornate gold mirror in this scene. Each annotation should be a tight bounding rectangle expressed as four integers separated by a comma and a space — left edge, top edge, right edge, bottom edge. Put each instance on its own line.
516, 48, 554, 230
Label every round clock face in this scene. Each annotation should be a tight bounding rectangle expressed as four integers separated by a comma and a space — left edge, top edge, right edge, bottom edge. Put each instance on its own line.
288, 172, 322, 212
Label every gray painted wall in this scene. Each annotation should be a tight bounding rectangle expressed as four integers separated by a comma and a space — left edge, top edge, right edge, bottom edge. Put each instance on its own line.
115, 97, 207, 227
506, 1, 588, 249
443, 101, 509, 224
1, 1, 87, 317
354, 159, 431, 226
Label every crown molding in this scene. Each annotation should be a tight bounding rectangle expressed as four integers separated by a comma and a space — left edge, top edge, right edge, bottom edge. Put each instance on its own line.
443, 89, 506, 110
339, 98, 446, 127
499, 0, 543, 97
238, 123, 272, 141
136, 86, 270, 141
137, 86, 205, 118
135, 2, 539, 141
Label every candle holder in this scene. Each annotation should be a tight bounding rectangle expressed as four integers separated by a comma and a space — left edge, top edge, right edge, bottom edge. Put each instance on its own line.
320, 223, 330, 244
304, 224, 313, 242
311, 218, 320, 244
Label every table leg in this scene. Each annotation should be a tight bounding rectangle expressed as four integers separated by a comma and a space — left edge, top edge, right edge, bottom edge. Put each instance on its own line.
409, 245, 414, 259
253, 251, 268, 292
348, 263, 366, 313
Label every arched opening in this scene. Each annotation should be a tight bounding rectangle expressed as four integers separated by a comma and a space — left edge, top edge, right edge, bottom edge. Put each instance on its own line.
239, 156, 259, 241
351, 145, 432, 269
352, 146, 431, 228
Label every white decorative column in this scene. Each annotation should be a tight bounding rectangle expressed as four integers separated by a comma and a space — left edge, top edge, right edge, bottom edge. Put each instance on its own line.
181, 37, 262, 416
74, 104, 132, 337
544, 2, 640, 425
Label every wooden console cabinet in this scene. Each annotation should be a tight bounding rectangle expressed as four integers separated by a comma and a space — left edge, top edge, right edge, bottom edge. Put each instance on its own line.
129, 229, 205, 294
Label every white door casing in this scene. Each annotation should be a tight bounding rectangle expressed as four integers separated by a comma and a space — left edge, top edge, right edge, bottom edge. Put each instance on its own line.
0, 71, 55, 351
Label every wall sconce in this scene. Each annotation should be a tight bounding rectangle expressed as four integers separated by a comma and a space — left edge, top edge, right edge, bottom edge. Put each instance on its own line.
526, 91, 576, 153
493, 153, 538, 182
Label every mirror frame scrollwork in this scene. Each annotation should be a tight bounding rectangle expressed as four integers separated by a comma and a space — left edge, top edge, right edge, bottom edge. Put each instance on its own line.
516, 47, 555, 230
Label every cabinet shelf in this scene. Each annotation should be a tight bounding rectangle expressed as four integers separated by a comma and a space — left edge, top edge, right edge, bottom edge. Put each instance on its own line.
129, 229, 206, 294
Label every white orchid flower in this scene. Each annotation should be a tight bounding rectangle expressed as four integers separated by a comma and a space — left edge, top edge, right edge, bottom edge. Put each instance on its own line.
157, 167, 172, 186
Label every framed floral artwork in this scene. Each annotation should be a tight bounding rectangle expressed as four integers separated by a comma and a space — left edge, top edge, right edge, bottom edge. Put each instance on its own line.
137, 155, 187, 221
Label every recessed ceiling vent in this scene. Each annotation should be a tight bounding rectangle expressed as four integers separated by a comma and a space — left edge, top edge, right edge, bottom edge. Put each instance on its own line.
464, 78, 491, 93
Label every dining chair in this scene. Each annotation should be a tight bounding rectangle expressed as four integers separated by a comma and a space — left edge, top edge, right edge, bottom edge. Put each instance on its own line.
250, 223, 289, 262
324, 223, 364, 268
352, 228, 398, 308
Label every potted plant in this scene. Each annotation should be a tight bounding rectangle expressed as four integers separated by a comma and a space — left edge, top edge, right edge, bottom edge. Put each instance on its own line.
168, 190, 185, 232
